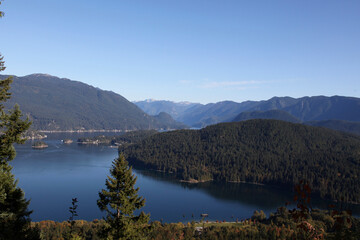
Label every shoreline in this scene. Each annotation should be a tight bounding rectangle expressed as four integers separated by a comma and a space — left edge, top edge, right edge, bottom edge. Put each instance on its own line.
180, 178, 212, 184
32, 145, 48, 149
228, 180, 265, 186
179, 179, 264, 186
38, 129, 128, 133
37, 128, 177, 133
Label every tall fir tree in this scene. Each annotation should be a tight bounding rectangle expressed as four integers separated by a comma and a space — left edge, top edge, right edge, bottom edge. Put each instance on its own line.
0, 0, 4, 18
0, 1, 37, 238
0, 58, 37, 239
97, 153, 149, 240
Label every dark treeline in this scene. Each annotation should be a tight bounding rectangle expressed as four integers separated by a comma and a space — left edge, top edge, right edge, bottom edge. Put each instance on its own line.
121, 119, 360, 203
33, 208, 360, 240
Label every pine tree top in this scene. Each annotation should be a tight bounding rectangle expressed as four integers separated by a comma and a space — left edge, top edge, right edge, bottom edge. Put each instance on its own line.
97, 154, 149, 239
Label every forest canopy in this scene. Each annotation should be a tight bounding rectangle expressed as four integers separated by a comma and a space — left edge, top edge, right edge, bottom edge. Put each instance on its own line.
121, 119, 360, 204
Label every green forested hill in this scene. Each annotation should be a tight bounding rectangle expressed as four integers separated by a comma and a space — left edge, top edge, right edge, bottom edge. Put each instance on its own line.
121, 119, 360, 203
0, 74, 184, 131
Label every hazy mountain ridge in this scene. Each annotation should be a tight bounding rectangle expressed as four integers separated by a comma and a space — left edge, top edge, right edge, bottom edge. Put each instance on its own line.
4, 73, 359, 132
257, 96, 360, 122
232, 109, 301, 123
135, 99, 260, 127
178, 100, 259, 127
133, 99, 202, 119
232, 109, 360, 135
136, 96, 360, 130
0, 74, 184, 131
304, 120, 360, 136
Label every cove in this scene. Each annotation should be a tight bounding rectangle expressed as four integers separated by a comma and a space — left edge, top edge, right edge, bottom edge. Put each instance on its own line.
11, 133, 360, 222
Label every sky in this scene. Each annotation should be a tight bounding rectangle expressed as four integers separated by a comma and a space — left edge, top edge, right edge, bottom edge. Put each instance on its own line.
1, 0, 359, 104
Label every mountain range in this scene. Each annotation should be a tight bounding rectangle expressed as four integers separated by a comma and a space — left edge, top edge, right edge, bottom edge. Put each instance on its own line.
232, 109, 302, 123
0, 74, 185, 131
2, 73, 359, 134
133, 99, 200, 119
135, 96, 360, 134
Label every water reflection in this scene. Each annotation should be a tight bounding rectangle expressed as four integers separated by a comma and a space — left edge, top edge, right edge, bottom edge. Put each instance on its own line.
11, 133, 360, 223
135, 168, 360, 218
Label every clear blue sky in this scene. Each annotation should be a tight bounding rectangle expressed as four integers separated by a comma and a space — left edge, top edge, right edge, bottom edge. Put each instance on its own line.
1, 0, 359, 104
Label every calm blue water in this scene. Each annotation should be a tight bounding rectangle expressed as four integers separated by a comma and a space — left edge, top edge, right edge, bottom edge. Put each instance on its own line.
11, 133, 360, 222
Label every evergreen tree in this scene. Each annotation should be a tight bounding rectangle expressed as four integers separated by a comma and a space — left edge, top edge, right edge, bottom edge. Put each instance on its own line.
0, 64, 36, 239
0, 2, 37, 238
0, 0, 4, 18
0, 168, 35, 239
0, 63, 36, 239
97, 154, 149, 239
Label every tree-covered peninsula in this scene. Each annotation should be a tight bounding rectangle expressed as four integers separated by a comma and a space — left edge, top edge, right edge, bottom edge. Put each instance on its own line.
78, 130, 158, 146
121, 119, 360, 203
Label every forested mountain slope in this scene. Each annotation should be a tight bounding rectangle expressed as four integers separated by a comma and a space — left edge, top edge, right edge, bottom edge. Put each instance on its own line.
233, 110, 360, 135
121, 119, 360, 203
177, 100, 259, 127
250, 96, 360, 122
153, 112, 188, 129
0, 74, 184, 131
232, 109, 301, 123
305, 120, 360, 136
231, 95, 360, 123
